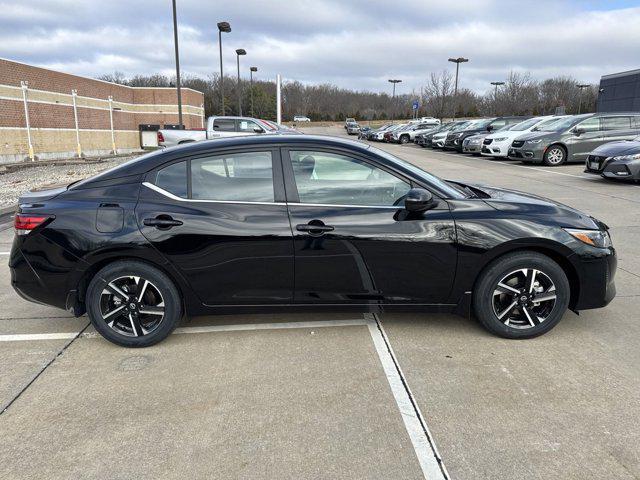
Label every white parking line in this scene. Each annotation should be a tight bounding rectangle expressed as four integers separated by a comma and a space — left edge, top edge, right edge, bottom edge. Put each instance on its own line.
0, 252, 10, 255
366, 314, 448, 480
0, 315, 448, 478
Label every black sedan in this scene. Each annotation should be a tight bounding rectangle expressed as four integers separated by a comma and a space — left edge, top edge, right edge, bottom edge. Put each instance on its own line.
585, 137, 640, 181
10, 135, 616, 347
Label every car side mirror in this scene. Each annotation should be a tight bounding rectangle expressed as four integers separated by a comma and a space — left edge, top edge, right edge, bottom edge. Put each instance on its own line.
487, 125, 494, 131
573, 127, 584, 136
404, 188, 436, 212
254, 127, 265, 134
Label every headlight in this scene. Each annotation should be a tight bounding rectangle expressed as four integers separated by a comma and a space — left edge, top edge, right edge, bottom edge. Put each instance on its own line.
469, 138, 481, 144
612, 153, 640, 161
564, 228, 612, 248
526, 139, 543, 144
493, 137, 507, 142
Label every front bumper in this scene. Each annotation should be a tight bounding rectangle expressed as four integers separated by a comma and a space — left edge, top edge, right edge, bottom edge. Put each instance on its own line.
571, 246, 617, 310
481, 143, 508, 157
507, 145, 545, 162
462, 143, 482, 153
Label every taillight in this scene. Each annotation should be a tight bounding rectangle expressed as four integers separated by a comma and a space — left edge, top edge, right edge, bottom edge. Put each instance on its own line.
14, 214, 50, 235
157, 131, 165, 143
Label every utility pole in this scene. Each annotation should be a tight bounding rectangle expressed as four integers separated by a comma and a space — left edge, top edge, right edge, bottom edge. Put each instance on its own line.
235, 49, 246, 116
171, 0, 183, 128
576, 84, 590, 114
448, 57, 469, 120
217, 22, 231, 116
388, 79, 402, 121
250, 67, 257, 117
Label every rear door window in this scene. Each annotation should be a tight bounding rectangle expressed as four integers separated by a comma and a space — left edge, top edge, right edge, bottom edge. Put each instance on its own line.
191, 152, 274, 202
212, 118, 236, 132
602, 116, 632, 131
155, 161, 187, 198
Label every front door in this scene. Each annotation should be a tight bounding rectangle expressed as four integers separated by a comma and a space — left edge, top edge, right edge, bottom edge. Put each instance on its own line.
282, 148, 457, 305
568, 117, 603, 161
136, 148, 294, 305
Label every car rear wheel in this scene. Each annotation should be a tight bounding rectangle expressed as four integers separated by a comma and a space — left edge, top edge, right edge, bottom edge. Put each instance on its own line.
473, 252, 570, 339
543, 145, 566, 166
86, 261, 182, 347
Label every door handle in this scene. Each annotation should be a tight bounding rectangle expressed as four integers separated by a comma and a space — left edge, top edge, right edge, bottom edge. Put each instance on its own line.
296, 223, 334, 235
143, 216, 183, 229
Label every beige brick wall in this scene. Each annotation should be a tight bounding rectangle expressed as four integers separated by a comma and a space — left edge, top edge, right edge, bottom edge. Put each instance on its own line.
0, 58, 205, 163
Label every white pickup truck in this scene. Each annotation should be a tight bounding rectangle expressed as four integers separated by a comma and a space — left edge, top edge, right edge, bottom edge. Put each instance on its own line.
157, 116, 277, 147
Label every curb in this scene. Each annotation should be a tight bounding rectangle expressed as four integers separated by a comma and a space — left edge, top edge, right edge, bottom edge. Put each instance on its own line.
0, 205, 16, 216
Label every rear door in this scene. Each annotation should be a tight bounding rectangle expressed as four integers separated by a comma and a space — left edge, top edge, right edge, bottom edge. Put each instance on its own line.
282, 147, 457, 305
601, 115, 636, 143
135, 147, 294, 305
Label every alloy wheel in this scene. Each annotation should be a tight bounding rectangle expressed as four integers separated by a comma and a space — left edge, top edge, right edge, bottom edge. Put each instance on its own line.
546, 147, 565, 165
100, 276, 165, 337
492, 268, 557, 329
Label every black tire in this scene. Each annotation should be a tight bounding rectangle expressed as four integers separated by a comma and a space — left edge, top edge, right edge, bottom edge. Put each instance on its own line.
542, 144, 566, 166
473, 251, 570, 339
400, 134, 410, 144
86, 260, 182, 347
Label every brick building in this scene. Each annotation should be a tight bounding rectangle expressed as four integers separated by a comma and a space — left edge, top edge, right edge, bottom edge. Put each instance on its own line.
0, 58, 205, 163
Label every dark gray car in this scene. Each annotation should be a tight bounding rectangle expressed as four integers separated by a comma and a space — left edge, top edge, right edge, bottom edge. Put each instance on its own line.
508, 113, 640, 166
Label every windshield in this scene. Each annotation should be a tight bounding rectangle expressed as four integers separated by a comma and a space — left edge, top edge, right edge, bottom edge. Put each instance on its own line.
451, 121, 471, 132
369, 145, 466, 199
509, 117, 545, 131
471, 118, 493, 129
535, 116, 581, 132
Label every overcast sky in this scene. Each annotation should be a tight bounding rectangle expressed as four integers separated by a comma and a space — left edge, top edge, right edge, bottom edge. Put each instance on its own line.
2, 0, 639, 96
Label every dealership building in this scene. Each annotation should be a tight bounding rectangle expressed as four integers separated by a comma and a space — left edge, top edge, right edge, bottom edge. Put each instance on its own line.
0, 58, 205, 164
597, 68, 640, 112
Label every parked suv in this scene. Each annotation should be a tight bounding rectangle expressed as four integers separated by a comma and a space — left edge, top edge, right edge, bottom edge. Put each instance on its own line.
446, 116, 530, 153
508, 113, 640, 165
392, 122, 441, 144
346, 121, 360, 135
344, 118, 356, 129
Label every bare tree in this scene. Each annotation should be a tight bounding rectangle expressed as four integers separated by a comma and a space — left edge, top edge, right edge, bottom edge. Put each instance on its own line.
423, 70, 454, 120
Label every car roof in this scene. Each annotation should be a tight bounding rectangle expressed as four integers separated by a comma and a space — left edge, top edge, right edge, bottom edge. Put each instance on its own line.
73, 135, 378, 187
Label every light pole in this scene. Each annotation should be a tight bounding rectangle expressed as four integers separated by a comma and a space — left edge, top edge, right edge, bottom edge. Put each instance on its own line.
490, 81, 505, 115
448, 57, 469, 120
576, 83, 590, 114
235, 48, 246, 116
171, 0, 183, 128
217, 21, 231, 116
250, 66, 257, 117
388, 79, 402, 121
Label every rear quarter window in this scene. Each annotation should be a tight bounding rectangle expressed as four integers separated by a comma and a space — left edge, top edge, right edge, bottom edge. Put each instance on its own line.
155, 161, 187, 198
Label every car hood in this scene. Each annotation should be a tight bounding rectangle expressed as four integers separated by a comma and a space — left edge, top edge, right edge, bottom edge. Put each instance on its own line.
591, 140, 640, 157
514, 131, 556, 142
454, 181, 603, 230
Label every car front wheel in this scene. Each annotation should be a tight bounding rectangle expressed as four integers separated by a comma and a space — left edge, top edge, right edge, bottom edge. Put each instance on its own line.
473, 252, 570, 339
543, 145, 566, 166
86, 261, 182, 347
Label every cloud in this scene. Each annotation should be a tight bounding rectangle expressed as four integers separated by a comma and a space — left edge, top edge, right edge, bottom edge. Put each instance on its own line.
0, 0, 638, 95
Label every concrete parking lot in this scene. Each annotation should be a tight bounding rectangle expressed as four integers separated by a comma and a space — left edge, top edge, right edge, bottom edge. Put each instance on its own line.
1, 126, 638, 479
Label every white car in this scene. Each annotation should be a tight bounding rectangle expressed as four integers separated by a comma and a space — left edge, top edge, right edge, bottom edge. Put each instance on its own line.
293, 115, 311, 122
480, 116, 561, 158
410, 117, 441, 127
392, 122, 440, 144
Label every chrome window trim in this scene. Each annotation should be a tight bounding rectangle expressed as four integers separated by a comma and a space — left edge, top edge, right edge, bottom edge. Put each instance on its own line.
142, 182, 284, 206
290, 202, 401, 210
143, 182, 402, 209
